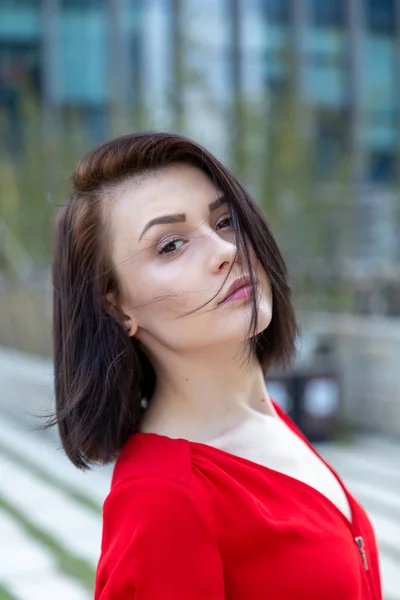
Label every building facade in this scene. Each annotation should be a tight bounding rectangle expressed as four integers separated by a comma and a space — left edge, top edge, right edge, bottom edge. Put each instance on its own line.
0, 0, 399, 182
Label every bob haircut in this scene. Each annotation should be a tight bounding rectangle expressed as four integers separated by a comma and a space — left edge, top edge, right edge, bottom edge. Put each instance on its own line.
46, 132, 299, 469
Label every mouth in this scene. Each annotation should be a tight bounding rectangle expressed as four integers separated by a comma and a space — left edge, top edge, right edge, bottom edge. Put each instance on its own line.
219, 275, 254, 305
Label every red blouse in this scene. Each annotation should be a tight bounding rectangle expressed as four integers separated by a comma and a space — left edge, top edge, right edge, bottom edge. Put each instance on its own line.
94, 400, 382, 599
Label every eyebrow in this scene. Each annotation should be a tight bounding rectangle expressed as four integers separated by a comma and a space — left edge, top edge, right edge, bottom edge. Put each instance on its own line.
138, 194, 228, 242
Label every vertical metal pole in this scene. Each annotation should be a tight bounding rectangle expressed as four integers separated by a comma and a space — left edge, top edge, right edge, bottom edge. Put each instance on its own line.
227, 0, 244, 173
132, 0, 144, 129
347, 0, 365, 184
260, 2, 270, 180
395, 0, 400, 172
290, 0, 309, 136
347, 0, 366, 271
290, 0, 306, 100
394, 0, 400, 262
108, 0, 128, 136
170, 0, 184, 132
41, 0, 61, 144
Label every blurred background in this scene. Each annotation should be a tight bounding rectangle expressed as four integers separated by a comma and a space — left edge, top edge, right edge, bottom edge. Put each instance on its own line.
0, 0, 399, 598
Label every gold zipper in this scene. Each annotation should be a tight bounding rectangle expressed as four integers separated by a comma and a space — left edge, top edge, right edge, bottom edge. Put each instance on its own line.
355, 536, 369, 570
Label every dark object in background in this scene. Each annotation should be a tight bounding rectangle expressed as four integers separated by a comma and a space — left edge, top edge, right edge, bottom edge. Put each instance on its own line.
266, 336, 340, 442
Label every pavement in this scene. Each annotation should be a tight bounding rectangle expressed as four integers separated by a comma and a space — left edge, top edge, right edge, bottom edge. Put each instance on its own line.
0, 346, 399, 599
0, 411, 110, 600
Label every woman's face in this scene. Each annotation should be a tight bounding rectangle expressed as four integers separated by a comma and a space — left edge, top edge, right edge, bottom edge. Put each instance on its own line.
106, 163, 273, 363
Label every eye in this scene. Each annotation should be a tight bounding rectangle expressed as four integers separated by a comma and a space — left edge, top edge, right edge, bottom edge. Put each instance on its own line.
156, 236, 185, 256
156, 215, 233, 258
216, 216, 233, 230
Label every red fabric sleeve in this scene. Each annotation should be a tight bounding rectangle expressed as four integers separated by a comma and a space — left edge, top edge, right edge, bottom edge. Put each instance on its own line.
95, 477, 226, 599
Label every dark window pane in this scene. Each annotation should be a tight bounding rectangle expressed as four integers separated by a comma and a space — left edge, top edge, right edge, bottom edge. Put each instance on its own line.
264, 0, 290, 24
268, 76, 288, 95
62, 0, 106, 7
368, 150, 397, 182
0, 1, 39, 6
0, 41, 41, 97
308, 53, 344, 68
367, 0, 396, 34
0, 41, 41, 154
311, 0, 345, 27
314, 109, 349, 179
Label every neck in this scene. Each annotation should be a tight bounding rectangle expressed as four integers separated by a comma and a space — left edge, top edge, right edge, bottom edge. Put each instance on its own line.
139, 344, 277, 442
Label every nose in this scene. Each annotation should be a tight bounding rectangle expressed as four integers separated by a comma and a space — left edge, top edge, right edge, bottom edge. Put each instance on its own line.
207, 229, 239, 273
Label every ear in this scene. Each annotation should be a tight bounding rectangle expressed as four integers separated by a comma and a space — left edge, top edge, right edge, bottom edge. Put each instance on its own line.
105, 292, 138, 337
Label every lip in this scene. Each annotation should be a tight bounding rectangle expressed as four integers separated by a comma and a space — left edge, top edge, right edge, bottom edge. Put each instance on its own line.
219, 275, 253, 304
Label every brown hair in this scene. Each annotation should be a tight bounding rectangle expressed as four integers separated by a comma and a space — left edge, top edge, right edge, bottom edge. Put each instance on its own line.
45, 132, 299, 469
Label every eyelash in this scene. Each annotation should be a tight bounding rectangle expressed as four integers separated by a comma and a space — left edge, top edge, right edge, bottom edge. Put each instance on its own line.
156, 216, 233, 257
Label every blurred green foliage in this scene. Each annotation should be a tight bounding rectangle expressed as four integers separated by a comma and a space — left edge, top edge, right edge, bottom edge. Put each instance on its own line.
0, 586, 16, 600
0, 76, 394, 355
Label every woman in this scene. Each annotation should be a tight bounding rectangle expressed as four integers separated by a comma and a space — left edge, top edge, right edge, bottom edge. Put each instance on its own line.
50, 132, 382, 599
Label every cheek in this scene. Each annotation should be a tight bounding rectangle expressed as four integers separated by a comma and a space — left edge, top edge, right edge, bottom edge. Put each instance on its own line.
259, 276, 273, 310
145, 262, 206, 309
125, 271, 198, 325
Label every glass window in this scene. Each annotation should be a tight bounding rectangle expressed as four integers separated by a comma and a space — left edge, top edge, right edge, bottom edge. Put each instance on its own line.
367, 0, 396, 34
0, 41, 41, 98
0, 0, 39, 6
308, 53, 344, 68
311, 0, 345, 27
305, 61, 347, 106
264, 0, 290, 24
0, 41, 41, 154
267, 75, 289, 106
368, 150, 397, 182
60, 104, 107, 144
63, 0, 105, 7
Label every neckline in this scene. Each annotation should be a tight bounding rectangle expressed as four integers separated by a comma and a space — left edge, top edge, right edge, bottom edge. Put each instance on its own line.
136, 402, 355, 531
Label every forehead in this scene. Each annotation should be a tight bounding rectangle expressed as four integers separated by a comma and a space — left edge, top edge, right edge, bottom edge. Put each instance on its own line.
108, 163, 218, 257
